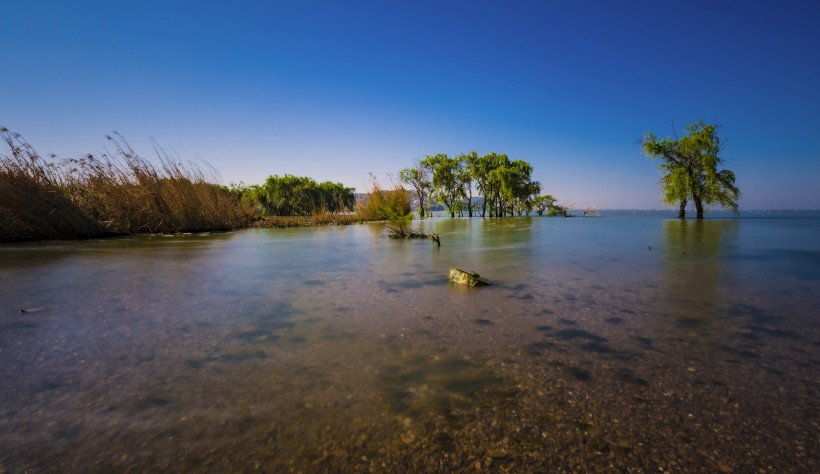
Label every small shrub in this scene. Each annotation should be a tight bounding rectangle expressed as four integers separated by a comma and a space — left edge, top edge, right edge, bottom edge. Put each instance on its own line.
356, 174, 411, 221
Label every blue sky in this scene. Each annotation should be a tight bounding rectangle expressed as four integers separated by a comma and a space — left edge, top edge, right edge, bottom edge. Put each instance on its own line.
2, 0, 819, 209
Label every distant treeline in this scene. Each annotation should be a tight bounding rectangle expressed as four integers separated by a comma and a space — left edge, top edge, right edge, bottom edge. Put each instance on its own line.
400, 152, 570, 218
230, 175, 355, 216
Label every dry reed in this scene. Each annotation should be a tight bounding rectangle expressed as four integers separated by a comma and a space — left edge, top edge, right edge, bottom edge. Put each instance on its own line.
1, 128, 253, 242
355, 174, 411, 221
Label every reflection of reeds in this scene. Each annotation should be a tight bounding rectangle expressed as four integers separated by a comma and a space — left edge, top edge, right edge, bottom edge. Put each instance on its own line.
1, 128, 253, 242
253, 212, 361, 228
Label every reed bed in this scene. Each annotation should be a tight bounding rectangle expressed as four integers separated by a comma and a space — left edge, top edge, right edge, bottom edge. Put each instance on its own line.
355, 174, 411, 221
1, 128, 253, 242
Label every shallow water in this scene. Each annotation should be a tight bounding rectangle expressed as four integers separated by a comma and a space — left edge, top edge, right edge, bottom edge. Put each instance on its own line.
1, 212, 818, 472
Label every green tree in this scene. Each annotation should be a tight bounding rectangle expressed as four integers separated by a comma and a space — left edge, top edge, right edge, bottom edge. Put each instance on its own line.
483, 157, 538, 217
260, 174, 354, 216
533, 194, 556, 215
399, 163, 432, 218
548, 202, 572, 217
467, 152, 503, 217
482, 153, 509, 217
503, 160, 539, 216
411, 151, 539, 218
458, 151, 479, 217
316, 181, 355, 213
643, 121, 739, 219
420, 153, 463, 218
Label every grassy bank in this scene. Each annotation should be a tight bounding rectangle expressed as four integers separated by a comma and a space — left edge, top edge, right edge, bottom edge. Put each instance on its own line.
1, 129, 254, 242
1, 129, 414, 243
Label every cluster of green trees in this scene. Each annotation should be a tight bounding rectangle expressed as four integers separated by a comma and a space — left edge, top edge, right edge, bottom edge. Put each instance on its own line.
400, 152, 561, 218
231, 119, 738, 222
643, 121, 739, 219
532, 194, 572, 217
232, 175, 355, 216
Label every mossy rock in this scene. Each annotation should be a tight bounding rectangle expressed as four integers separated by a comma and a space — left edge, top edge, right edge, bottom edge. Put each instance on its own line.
448, 267, 487, 287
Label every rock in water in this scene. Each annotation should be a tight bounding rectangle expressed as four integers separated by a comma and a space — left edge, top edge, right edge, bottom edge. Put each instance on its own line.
448, 267, 485, 287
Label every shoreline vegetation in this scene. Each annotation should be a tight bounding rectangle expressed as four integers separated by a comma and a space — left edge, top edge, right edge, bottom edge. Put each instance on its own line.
0, 119, 742, 242
0, 129, 417, 243
1, 128, 579, 243
1, 128, 254, 243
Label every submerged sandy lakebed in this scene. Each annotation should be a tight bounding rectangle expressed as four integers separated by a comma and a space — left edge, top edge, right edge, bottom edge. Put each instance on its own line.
1, 212, 817, 472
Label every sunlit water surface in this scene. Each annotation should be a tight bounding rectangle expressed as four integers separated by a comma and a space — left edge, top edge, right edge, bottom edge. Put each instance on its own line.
1, 211, 818, 472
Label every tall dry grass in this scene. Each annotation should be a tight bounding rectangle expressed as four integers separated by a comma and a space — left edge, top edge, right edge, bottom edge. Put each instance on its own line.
355, 174, 411, 221
1, 128, 253, 242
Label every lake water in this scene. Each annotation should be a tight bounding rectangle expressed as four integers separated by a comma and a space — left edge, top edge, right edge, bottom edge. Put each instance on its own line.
1, 211, 818, 472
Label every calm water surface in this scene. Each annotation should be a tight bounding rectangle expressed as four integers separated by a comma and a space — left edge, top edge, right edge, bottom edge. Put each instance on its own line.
1, 212, 818, 472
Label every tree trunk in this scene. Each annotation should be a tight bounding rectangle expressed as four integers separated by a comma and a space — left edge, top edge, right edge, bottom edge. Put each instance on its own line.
678, 200, 686, 219
694, 195, 704, 219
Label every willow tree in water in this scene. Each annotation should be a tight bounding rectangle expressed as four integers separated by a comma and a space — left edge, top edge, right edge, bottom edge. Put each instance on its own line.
467, 152, 506, 217
457, 151, 480, 217
399, 162, 432, 218
642, 121, 740, 219
420, 153, 464, 218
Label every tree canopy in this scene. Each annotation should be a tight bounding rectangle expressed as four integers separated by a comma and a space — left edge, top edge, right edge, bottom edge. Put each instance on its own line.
404, 152, 544, 218
236, 174, 355, 216
419, 153, 464, 218
399, 162, 432, 218
642, 121, 739, 218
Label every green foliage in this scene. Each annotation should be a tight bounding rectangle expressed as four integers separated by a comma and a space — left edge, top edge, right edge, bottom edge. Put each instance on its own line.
356, 174, 411, 222
533, 194, 571, 217
227, 182, 268, 215
244, 174, 354, 216
481, 155, 541, 217
420, 153, 464, 218
414, 151, 543, 218
503, 160, 540, 216
477, 152, 506, 217
643, 121, 740, 218
457, 152, 479, 217
399, 163, 432, 218
548, 203, 572, 217
533, 194, 556, 215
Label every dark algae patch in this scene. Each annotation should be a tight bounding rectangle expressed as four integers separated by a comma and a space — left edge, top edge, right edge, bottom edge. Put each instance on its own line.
134, 395, 170, 411
563, 365, 592, 381
525, 340, 556, 355
553, 328, 606, 343
378, 354, 513, 416
185, 350, 267, 369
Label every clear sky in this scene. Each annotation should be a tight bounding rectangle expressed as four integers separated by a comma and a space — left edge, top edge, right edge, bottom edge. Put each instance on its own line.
2, 0, 819, 209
